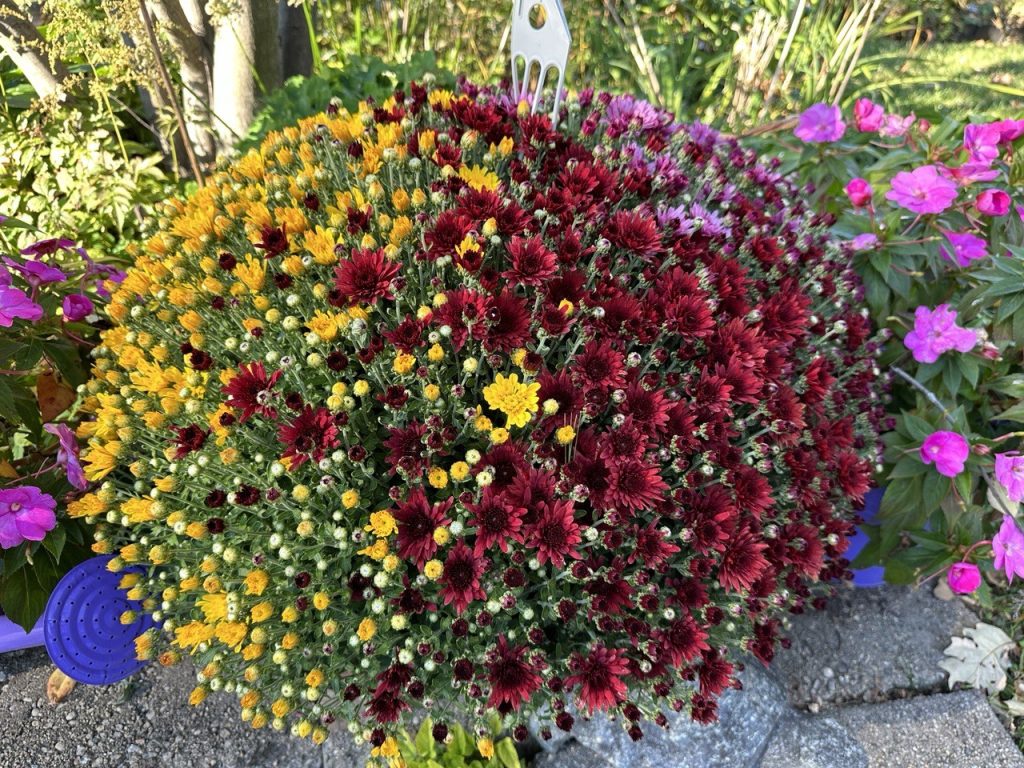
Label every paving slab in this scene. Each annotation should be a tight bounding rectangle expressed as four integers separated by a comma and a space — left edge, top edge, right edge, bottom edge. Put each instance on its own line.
0, 648, 321, 768
833, 690, 1024, 768
771, 585, 977, 708
759, 712, 867, 768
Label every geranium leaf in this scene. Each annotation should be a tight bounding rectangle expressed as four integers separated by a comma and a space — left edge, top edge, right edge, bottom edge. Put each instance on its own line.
939, 622, 1012, 695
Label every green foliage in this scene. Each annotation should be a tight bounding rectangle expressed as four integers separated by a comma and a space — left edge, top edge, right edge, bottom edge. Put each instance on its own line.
398, 717, 520, 768
241, 52, 455, 150
0, 108, 171, 261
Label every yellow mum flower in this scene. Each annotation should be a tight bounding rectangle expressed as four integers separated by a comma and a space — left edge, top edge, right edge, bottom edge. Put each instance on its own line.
189, 686, 208, 706
477, 738, 494, 759
357, 617, 377, 641
364, 510, 397, 537
251, 602, 274, 623
358, 539, 388, 561
393, 353, 416, 375
342, 489, 360, 509
215, 621, 248, 650
245, 569, 270, 596
483, 373, 540, 429
555, 425, 577, 445
428, 467, 448, 489
198, 593, 228, 623
450, 461, 470, 482
459, 164, 500, 192
424, 560, 443, 580
174, 621, 215, 649
236, 256, 266, 292
67, 493, 106, 518
81, 441, 120, 481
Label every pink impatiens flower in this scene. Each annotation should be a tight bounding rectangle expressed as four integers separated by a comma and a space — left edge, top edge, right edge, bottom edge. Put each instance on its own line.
976, 189, 1010, 217
995, 452, 1024, 503
850, 233, 878, 251
947, 562, 981, 594
940, 231, 988, 267
43, 423, 87, 490
920, 431, 970, 477
794, 103, 846, 143
885, 165, 958, 214
853, 98, 884, 132
0, 486, 57, 549
845, 178, 872, 207
62, 294, 93, 322
904, 304, 978, 363
993, 514, 1024, 582
878, 112, 915, 138
0, 286, 43, 327
2, 256, 65, 287
963, 123, 1002, 164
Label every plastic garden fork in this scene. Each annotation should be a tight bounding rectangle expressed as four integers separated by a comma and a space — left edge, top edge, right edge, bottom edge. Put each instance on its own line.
510, 0, 571, 124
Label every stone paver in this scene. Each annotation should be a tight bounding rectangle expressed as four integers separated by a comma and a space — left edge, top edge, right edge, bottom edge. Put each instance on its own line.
833, 690, 1024, 768
0, 648, 321, 768
760, 712, 867, 768
771, 585, 977, 708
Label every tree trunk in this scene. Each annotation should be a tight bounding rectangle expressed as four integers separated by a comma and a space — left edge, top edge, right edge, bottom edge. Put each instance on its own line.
279, 1, 313, 80
211, 0, 281, 150
0, 0, 66, 99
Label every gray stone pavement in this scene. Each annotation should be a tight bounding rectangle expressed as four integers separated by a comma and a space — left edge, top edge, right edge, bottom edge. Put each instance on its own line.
1, 585, 1022, 767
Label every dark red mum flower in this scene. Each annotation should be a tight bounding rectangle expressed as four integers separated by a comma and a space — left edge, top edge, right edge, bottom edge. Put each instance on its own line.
504, 236, 557, 286
466, 489, 526, 556
564, 644, 630, 712
334, 247, 401, 305
478, 290, 532, 352
439, 541, 486, 614
277, 406, 340, 467
717, 525, 770, 592
608, 458, 668, 512
394, 487, 453, 567
485, 637, 543, 711
383, 421, 427, 476
255, 225, 288, 257
526, 500, 581, 568
172, 424, 208, 458
221, 361, 281, 422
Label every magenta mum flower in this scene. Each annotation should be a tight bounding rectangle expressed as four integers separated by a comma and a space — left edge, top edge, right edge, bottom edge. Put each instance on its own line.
940, 231, 988, 267
43, 423, 87, 490
947, 562, 981, 594
853, 99, 884, 132
995, 452, 1024, 503
885, 165, 958, 214
920, 431, 970, 478
976, 189, 1010, 217
0, 486, 57, 549
0, 286, 44, 327
794, 103, 846, 143
2, 256, 65, 286
993, 515, 1024, 582
845, 178, 872, 207
62, 293, 94, 322
904, 304, 978, 363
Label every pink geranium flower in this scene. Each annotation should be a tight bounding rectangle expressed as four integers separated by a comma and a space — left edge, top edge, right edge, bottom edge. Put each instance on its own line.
794, 103, 846, 143
845, 178, 872, 207
904, 304, 978, 363
947, 562, 981, 594
976, 189, 1010, 217
995, 452, 1024, 503
853, 99, 884, 132
993, 515, 1024, 582
0, 486, 57, 549
940, 231, 988, 267
43, 423, 87, 490
885, 166, 958, 214
0, 286, 43, 327
920, 431, 970, 478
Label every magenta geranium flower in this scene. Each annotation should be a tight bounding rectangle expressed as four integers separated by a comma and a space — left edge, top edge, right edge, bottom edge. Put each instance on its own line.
940, 231, 988, 267
794, 103, 845, 143
993, 515, 1024, 582
44, 423, 87, 490
845, 178, 872, 207
0, 486, 57, 549
947, 562, 981, 594
995, 452, 1024, 503
853, 99, 884, 132
2, 256, 65, 287
0, 286, 44, 327
976, 189, 1010, 217
920, 431, 970, 477
62, 293, 93, 322
885, 165, 958, 214
904, 304, 978, 363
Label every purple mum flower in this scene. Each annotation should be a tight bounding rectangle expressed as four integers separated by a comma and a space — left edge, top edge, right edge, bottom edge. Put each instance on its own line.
44, 423, 87, 490
0, 286, 44, 327
885, 165, 958, 214
993, 515, 1024, 583
0, 486, 57, 549
62, 293, 94, 322
2, 256, 66, 287
920, 431, 970, 478
904, 304, 978, 363
940, 231, 988, 267
794, 103, 846, 143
